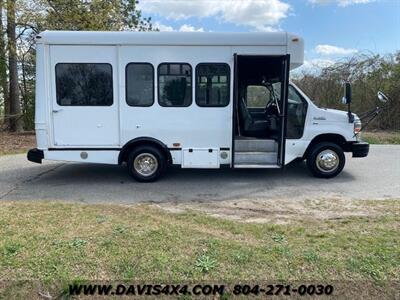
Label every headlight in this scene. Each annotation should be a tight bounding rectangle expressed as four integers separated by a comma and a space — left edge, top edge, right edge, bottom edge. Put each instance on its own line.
354, 119, 362, 135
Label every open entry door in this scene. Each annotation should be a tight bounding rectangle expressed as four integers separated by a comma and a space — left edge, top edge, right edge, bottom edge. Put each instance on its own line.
232, 54, 290, 168
278, 54, 290, 167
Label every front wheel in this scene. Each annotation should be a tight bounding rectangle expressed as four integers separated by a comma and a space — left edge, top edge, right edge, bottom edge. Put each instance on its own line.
127, 146, 166, 182
306, 142, 345, 178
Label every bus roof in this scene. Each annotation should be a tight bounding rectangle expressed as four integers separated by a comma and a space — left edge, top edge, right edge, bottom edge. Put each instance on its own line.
37, 31, 302, 47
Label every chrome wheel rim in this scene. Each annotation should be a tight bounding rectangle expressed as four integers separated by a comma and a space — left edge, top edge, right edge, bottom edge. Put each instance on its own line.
316, 149, 339, 173
133, 153, 158, 177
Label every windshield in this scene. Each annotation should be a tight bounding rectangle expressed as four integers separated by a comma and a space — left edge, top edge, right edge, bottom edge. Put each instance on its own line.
272, 82, 281, 99
271, 83, 309, 105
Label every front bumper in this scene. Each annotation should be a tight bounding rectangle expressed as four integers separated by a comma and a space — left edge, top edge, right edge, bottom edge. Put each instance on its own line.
347, 142, 369, 158
27, 148, 44, 164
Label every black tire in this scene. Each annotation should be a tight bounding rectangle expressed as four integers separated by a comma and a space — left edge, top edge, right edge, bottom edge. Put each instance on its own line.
127, 145, 166, 182
306, 142, 345, 178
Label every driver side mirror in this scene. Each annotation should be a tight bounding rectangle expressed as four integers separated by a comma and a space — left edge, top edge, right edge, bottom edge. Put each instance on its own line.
342, 82, 352, 104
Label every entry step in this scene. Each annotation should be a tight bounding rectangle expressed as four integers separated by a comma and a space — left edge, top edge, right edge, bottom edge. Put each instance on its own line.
234, 152, 278, 165
234, 164, 281, 169
235, 139, 277, 152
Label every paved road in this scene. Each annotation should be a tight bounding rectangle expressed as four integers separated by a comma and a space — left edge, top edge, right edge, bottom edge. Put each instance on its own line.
0, 145, 399, 203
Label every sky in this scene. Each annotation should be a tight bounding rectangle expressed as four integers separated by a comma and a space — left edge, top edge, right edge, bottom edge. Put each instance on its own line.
137, 0, 400, 71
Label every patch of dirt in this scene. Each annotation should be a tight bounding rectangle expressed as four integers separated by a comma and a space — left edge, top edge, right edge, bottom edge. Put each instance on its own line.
0, 132, 35, 155
154, 197, 396, 224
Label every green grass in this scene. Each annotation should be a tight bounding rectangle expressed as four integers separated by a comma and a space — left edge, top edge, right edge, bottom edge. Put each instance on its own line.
0, 200, 399, 298
362, 131, 400, 144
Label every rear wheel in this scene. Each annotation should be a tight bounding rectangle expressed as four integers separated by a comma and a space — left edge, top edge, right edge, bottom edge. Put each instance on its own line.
127, 146, 166, 182
306, 142, 345, 178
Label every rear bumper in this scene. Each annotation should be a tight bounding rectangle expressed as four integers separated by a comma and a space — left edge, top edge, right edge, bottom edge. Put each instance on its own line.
27, 148, 44, 164
347, 142, 369, 158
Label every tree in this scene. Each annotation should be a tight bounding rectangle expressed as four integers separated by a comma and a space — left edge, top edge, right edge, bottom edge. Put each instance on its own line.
1, 0, 156, 131
0, 0, 9, 128
32, 0, 154, 31
294, 52, 400, 130
7, 0, 23, 132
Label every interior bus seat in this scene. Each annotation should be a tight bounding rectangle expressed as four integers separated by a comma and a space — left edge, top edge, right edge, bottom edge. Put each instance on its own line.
239, 97, 269, 137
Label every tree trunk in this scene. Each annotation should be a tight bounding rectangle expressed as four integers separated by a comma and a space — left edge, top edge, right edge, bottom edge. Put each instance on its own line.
7, 0, 23, 132
0, 0, 9, 128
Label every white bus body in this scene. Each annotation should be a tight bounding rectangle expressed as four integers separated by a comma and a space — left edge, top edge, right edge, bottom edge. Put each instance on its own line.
28, 31, 369, 181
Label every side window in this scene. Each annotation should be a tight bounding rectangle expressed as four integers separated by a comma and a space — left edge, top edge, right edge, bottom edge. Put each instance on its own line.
158, 63, 192, 107
246, 85, 269, 108
126, 63, 154, 107
287, 85, 308, 139
56, 63, 113, 106
196, 63, 230, 107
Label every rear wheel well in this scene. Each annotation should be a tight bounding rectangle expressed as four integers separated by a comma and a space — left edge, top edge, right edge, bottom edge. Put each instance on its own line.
303, 134, 347, 159
119, 138, 172, 165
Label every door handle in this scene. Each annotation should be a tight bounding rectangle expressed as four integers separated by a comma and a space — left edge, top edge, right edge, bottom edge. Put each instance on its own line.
52, 108, 63, 113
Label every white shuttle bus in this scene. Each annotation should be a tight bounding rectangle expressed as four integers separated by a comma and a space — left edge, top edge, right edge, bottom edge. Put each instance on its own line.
28, 31, 369, 182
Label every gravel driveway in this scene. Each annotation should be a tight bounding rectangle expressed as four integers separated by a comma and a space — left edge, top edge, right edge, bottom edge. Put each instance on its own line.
0, 145, 399, 204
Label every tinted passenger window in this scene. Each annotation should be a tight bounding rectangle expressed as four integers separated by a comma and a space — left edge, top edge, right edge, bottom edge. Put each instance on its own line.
246, 85, 269, 108
287, 85, 308, 139
126, 63, 154, 106
158, 63, 192, 107
196, 64, 230, 107
56, 63, 113, 106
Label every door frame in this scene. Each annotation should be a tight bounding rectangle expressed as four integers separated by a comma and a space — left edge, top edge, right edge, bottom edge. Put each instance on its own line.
278, 54, 290, 167
231, 54, 291, 167
231, 53, 239, 167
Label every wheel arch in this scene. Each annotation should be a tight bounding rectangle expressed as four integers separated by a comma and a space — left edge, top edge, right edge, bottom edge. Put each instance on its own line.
118, 137, 172, 165
303, 134, 347, 159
